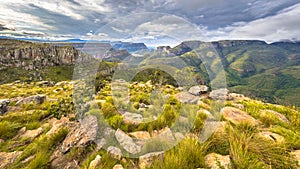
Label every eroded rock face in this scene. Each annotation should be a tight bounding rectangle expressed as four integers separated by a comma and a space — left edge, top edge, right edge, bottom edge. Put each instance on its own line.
0, 99, 10, 115
188, 85, 209, 96
16, 94, 46, 105
20, 127, 44, 140
205, 153, 231, 169
139, 151, 164, 169
0, 151, 23, 168
115, 129, 141, 154
88, 155, 101, 169
61, 115, 98, 153
122, 112, 143, 125
221, 107, 258, 125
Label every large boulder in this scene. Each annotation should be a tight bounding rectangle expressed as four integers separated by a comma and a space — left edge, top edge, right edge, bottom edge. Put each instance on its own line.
221, 107, 258, 125
205, 153, 231, 169
188, 85, 209, 96
260, 110, 290, 123
209, 89, 228, 100
175, 92, 199, 104
258, 131, 285, 143
139, 151, 164, 169
115, 129, 141, 154
0, 151, 23, 168
0, 99, 10, 115
16, 94, 46, 105
122, 112, 143, 125
61, 115, 98, 153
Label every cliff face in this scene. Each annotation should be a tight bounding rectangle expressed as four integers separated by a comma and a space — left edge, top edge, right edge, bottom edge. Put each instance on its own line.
0, 39, 81, 70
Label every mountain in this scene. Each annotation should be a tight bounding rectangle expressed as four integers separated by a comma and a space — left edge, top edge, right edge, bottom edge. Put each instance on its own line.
111, 42, 148, 52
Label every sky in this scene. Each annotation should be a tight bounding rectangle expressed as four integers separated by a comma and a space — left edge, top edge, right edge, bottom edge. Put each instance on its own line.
1, 0, 300, 45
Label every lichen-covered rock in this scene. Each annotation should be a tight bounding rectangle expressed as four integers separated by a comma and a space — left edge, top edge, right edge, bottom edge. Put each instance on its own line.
139, 151, 164, 169
188, 85, 209, 96
16, 94, 46, 105
205, 153, 231, 169
115, 129, 141, 154
260, 110, 290, 123
88, 155, 101, 169
258, 131, 285, 143
107, 146, 122, 160
221, 107, 258, 125
0, 151, 23, 168
175, 92, 199, 104
122, 112, 143, 125
61, 115, 98, 153
0, 99, 10, 115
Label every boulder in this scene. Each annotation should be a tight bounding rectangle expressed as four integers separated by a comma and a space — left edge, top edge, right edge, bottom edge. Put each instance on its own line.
258, 131, 285, 143
46, 117, 70, 136
61, 115, 98, 153
153, 127, 175, 142
0, 99, 10, 115
221, 107, 258, 125
16, 94, 46, 105
20, 127, 44, 140
205, 153, 231, 169
188, 85, 209, 96
139, 151, 164, 169
128, 131, 151, 140
107, 146, 122, 160
175, 92, 199, 104
122, 112, 143, 125
115, 129, 141, 154
291, 150, 300, 167
113, 164, 124, 169
209, 89, 228, 100
260, 110, 290, 123
0, 151, 23, 168
88, 155, 101, 169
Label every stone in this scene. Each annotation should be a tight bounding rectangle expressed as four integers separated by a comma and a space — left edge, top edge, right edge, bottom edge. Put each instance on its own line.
115, 129, 141, 154
128, 131, 151, 140
227, 93, 245, 101
221, 107, 258, 125
260, 110, 290, 123
205, 153, 231, 169
46, 117, 70, 136
16, 94, 46, 105
188, 85, 209, 96
155, 127, 175, 142
291, 150, 300, 167
20, 127, 44, 140
0, 151, 23, 168
139, 151, 164, 169
175, 92, 199, 104
61, 115, 98, 153
88, 155, 101, 169
0, 99, 10, 115
113, 164, 124, 169
258, 131, 285, 143
209, 89, 228, 100
122, 112, 143, 125
107, 146, 122, 160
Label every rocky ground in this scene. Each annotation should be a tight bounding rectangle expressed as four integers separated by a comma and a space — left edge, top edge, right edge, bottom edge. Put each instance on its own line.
0, 80, 299, 169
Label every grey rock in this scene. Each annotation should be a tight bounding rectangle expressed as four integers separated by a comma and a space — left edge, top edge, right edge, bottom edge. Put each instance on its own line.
107, 146, 122, 160
139, 151, 164, 169
175, 92, 199, 104
188, 85, 209, 96
209, 89, 228, 100
115, 129, 141, 154
0, 99, 10, 115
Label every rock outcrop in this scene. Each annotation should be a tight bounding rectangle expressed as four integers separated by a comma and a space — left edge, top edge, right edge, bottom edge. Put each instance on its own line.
0, 99, 10, 115
221, 107, 258, 125
0, 151, 23, 168
115, 129, 141, 154
188, 85, 209, 96
16, 94, 46, 105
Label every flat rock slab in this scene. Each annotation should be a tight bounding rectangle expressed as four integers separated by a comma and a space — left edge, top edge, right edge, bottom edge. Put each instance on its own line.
0, 151, 23, 168
20, 127, 44, 140
175, 92, 199, 104
115, 129, 141, 154
221, 107, 258, 125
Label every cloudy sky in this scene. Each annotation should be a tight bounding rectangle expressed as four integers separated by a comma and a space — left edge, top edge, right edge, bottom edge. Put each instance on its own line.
1, 0, 300, 45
